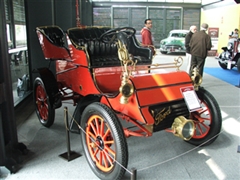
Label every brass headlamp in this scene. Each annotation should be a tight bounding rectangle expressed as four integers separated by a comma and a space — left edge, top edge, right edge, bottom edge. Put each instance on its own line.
119, 82, 134, 104
171, 116, 195, 141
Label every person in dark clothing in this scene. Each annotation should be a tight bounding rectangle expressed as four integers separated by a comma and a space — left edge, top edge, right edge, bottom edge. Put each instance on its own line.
185, 25, 197, 72
189, 23, 212, 78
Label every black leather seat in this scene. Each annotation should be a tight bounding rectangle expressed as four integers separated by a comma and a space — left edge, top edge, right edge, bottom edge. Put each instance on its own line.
36, 26, 66, 47
67, 27, 152, 67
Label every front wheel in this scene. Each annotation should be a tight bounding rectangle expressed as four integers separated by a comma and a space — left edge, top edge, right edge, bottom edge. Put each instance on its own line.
33, 77, 55, 127
218, 60, 228, 69
218, 53, 234, 69
80, 102, 128, 180
187, 87, 222, 146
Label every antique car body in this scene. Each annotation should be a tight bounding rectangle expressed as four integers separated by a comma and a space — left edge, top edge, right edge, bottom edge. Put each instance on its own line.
34, 26, 222, 180
159, 29, 188, 54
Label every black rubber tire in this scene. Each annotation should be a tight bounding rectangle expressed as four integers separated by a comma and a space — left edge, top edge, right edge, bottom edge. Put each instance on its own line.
237, 57, 240, 72
218, 54, 234, 69
33, 77, 55, 127
160, 51, 167, 54
218, 61, 228, 69
80, 102, 128, 180
186, 87, 222, 146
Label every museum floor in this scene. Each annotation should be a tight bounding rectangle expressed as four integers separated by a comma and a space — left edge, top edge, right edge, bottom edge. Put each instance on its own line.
1, 52, 240, 180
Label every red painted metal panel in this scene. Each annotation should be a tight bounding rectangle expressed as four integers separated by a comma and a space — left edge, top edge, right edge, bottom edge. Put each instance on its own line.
132, 71, 192, 89
36, 31, 70, 60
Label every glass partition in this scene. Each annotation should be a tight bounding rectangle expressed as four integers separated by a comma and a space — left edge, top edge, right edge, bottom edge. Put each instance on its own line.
5, 0, 30, 106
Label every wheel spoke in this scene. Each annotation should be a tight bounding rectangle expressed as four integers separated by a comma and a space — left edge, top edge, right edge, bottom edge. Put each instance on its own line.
105, 145, 115, 158
192, 100, 212, 139
100, 120, 104, 136
102, 151, 108, 168
87, 131, 97, 140
195, 123, 203, 135
199, 108, 209, 115
94, 117, 100, 135
102, 129, 111, 139
89, 120, 97, 135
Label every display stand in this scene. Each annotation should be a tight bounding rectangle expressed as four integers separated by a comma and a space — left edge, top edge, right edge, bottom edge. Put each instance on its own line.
59, 107, 81, 161
131, 168, 137, 180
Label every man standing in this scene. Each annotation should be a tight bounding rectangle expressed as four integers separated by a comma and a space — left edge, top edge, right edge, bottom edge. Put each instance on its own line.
228, 28, 239, 45
189, 23, 212, 77
185, 25, 197, 72
141, 18, 155, 55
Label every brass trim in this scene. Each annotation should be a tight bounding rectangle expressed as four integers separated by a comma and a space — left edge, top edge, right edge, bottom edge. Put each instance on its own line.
191, 67, 202, 90
143, 124, 153, 133
171, 116, 195, 141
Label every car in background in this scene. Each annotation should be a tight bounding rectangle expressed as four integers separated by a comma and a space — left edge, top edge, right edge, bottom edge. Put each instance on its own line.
159, 29, 188, 54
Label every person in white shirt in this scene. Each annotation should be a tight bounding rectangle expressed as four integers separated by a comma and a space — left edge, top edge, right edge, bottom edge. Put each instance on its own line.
228, 28, 239, 45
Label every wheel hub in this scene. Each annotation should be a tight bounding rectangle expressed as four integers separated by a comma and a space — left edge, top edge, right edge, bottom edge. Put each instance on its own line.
96, 136, 104, 150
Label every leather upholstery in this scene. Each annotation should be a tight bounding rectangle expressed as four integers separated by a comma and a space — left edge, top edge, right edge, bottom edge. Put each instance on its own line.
68, 27, 152, 67
39, 26, 153, 67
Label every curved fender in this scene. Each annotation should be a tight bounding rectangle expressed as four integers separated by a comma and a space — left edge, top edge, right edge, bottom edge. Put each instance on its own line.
69, 95, 101, 134
34, 67, 61, 109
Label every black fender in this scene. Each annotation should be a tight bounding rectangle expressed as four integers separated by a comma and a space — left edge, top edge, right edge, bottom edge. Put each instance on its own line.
69, 95, 101, 134
33, 67, 62, 109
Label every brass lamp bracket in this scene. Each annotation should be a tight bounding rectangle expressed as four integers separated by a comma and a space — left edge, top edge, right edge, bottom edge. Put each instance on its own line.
117, 39, 136, 104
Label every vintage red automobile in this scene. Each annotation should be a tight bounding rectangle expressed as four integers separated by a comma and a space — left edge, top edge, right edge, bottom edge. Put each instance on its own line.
34, 26, 222, 180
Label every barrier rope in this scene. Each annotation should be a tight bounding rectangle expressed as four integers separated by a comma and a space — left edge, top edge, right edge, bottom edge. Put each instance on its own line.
63, 106, 231, 177
138, 130, 224, 172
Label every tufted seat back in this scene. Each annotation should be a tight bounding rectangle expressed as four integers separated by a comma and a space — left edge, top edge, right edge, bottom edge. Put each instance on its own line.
67, 27, 120, 67
67, 27, 152, 67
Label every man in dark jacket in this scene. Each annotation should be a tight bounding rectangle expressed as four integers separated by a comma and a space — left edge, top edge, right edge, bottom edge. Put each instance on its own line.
189, 23, 212, 77
185, 25, 197, 72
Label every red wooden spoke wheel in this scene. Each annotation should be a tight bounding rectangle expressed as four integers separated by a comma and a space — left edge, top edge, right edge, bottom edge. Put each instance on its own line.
187, 87, 222, 146
33, 78, 55, 127
192, 101, 211, 139
86, 115, 115, 172
81, 102, 128, 180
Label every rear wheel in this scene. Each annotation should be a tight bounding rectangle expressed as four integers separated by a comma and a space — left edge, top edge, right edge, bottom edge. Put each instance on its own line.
81, 102, 128, 180
187, 87, 222, 146
33, 77, 55, 127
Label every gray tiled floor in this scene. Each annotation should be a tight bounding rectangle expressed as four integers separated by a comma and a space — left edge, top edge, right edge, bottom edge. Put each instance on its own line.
1, 53, 240, 180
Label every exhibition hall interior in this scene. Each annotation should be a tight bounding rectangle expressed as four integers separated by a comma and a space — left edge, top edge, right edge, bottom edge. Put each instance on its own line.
0, 0, 240, 179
